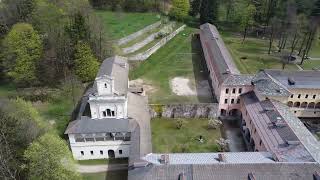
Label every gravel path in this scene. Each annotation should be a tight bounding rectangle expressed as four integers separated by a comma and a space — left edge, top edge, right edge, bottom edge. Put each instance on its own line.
76, 164, 128, 173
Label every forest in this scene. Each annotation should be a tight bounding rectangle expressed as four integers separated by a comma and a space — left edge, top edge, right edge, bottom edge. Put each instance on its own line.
0, 0, 319, 179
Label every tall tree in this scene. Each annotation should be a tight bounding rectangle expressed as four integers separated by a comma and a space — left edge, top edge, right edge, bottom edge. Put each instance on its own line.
74, 41, 100, 82
239, 4, 256, 42
189, 0, 202, 17
169, 0, 190, 20
200, 0, 218, 24
24, 133, 80, 180
2, 23, 42, 86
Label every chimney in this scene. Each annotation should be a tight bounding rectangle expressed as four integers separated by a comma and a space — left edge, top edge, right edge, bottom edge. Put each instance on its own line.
218, 153, 226, 162
159, 154, 169, 164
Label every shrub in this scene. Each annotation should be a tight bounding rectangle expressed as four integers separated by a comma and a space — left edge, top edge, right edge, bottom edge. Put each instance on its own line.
208, 119, 222, 129
175, 119, 185, 129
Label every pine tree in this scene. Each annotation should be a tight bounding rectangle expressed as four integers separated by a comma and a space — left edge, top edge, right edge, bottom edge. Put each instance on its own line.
200, 0, 218, 24
169, 0, 190, 21
190, 0, 202, 17
74, 41, 100, 82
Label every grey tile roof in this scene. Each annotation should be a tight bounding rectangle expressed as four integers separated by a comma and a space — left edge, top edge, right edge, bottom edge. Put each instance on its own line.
223, 74, 254, 86
95, 56, 129, 95
200, 23, 240, 84
272, 100, 320, 163
142, 152, 275, 165
241, 92, 315, 162
128, 163, 320, 180
264, 69, 320, 89
252, 70, 291, 97
64, 116, 129, 134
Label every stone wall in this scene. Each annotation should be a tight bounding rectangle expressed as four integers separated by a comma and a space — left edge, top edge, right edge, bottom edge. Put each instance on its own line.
117, 21, 161, 46
128, 25, 186, 61
122, 23, 174, 54
149, 103, 219, 119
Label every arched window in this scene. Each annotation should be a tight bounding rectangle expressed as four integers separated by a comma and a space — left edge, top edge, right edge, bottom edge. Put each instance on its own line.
287, 101, 293, 107
293, 102, 300, 107
308, 102, 315, 109
301, 102, 308, 108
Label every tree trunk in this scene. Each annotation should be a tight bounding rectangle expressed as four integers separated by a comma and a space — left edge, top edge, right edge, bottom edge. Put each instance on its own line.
298, 33, 307, 56
268, 26, 274, 54
300, 30, 313, 65
242, 27, 248, 43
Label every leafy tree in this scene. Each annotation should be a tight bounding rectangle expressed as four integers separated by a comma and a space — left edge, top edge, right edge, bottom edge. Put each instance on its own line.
239, 4, 256, 42
24, 133, 81, 180
0, 98, 45, 179
169, 0, 190, 21
65, 12, 89, 45
200, 0, 218, 24
2, 23, 42, 86
74, 41, 100, 82
189, 0, 202, 17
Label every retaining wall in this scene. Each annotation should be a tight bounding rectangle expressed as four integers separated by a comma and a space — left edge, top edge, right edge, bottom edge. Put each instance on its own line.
122, 23, 175, 54
128, 25, 186, 61
149, 103, 219, 119
117, 21, 162, 46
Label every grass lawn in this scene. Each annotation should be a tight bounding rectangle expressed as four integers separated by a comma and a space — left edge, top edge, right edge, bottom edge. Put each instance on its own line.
309, 40, 320, 57
221, 32, 299, 74
130, 27, 212, 104
77, 158, 128, 165
301, 59, 320, 70
151, 118, 222, 153
95, 10, 161, 39
82, 170, 127, 180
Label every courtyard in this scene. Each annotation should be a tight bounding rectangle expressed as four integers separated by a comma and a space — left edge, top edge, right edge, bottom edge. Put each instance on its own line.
151, 118, 223, 153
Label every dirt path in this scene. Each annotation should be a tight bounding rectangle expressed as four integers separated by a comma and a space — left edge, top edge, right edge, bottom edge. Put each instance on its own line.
76, 164, 128, 173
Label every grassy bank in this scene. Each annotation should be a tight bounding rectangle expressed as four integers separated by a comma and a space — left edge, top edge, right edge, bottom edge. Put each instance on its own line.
95, 10, 161, 39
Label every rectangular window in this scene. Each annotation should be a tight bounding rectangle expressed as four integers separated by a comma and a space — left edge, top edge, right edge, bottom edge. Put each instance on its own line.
81, 151, 84, 156
225, 88, 229, 94
238, 88, 242, 94
107, 109, 111, 116
90, 151, 94, 155
224, 99, 228, 104
103, 111, 106, 117
313, 95, 316, 99
231, 99, 235, 104
111, 111, 115, 117
237, 99, 240, 104
119, 150, 123, 154
298, 94, 301, 98
232, 88, 236, 94
75, 138, 85, 142
100, 150, 103, 155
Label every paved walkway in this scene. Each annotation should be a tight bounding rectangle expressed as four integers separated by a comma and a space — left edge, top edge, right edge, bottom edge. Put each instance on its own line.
76, 164, 128, 173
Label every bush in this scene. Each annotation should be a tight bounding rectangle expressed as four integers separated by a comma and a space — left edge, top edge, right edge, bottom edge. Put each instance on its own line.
208, 119, 222, 129
175, 119, 186, 129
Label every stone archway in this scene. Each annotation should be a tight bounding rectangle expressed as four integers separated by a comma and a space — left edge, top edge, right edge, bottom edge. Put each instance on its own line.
301, 102, 308, 108
220, 109, 227, 116
308, 102, 315, 109
108, 150, 115, 158
316, 102, 320, 109
229, 109, 241, 117
293, 102, 300, 108
287, 101, 293, 107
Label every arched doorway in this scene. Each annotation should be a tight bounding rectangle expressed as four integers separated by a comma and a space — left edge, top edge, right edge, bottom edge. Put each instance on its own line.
301, 102, 308, 108
293, 102, 300, 108
220, 109, 226, 116
108, 150, 115, 158
229, 109, 241, 117
308, 102, 315, 109
287, 101, 293, 107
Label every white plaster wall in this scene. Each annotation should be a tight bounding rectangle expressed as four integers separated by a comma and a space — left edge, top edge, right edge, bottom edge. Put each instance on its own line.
96, 78, 113, 96
89, 100, 127, 119
70, 143, 130, 160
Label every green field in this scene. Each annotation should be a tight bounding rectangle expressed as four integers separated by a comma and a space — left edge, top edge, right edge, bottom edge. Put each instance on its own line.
82, 170, 127, 180
151, 118, 222, 153
95, 10, 161, 39
301, 60, 320, 70
130, 27, 212, 104
77, 158, 128, 165
221, 32, 299, 74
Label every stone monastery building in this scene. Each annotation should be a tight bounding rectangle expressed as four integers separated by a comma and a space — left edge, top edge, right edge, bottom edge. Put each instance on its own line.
65, 23, 320, 179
